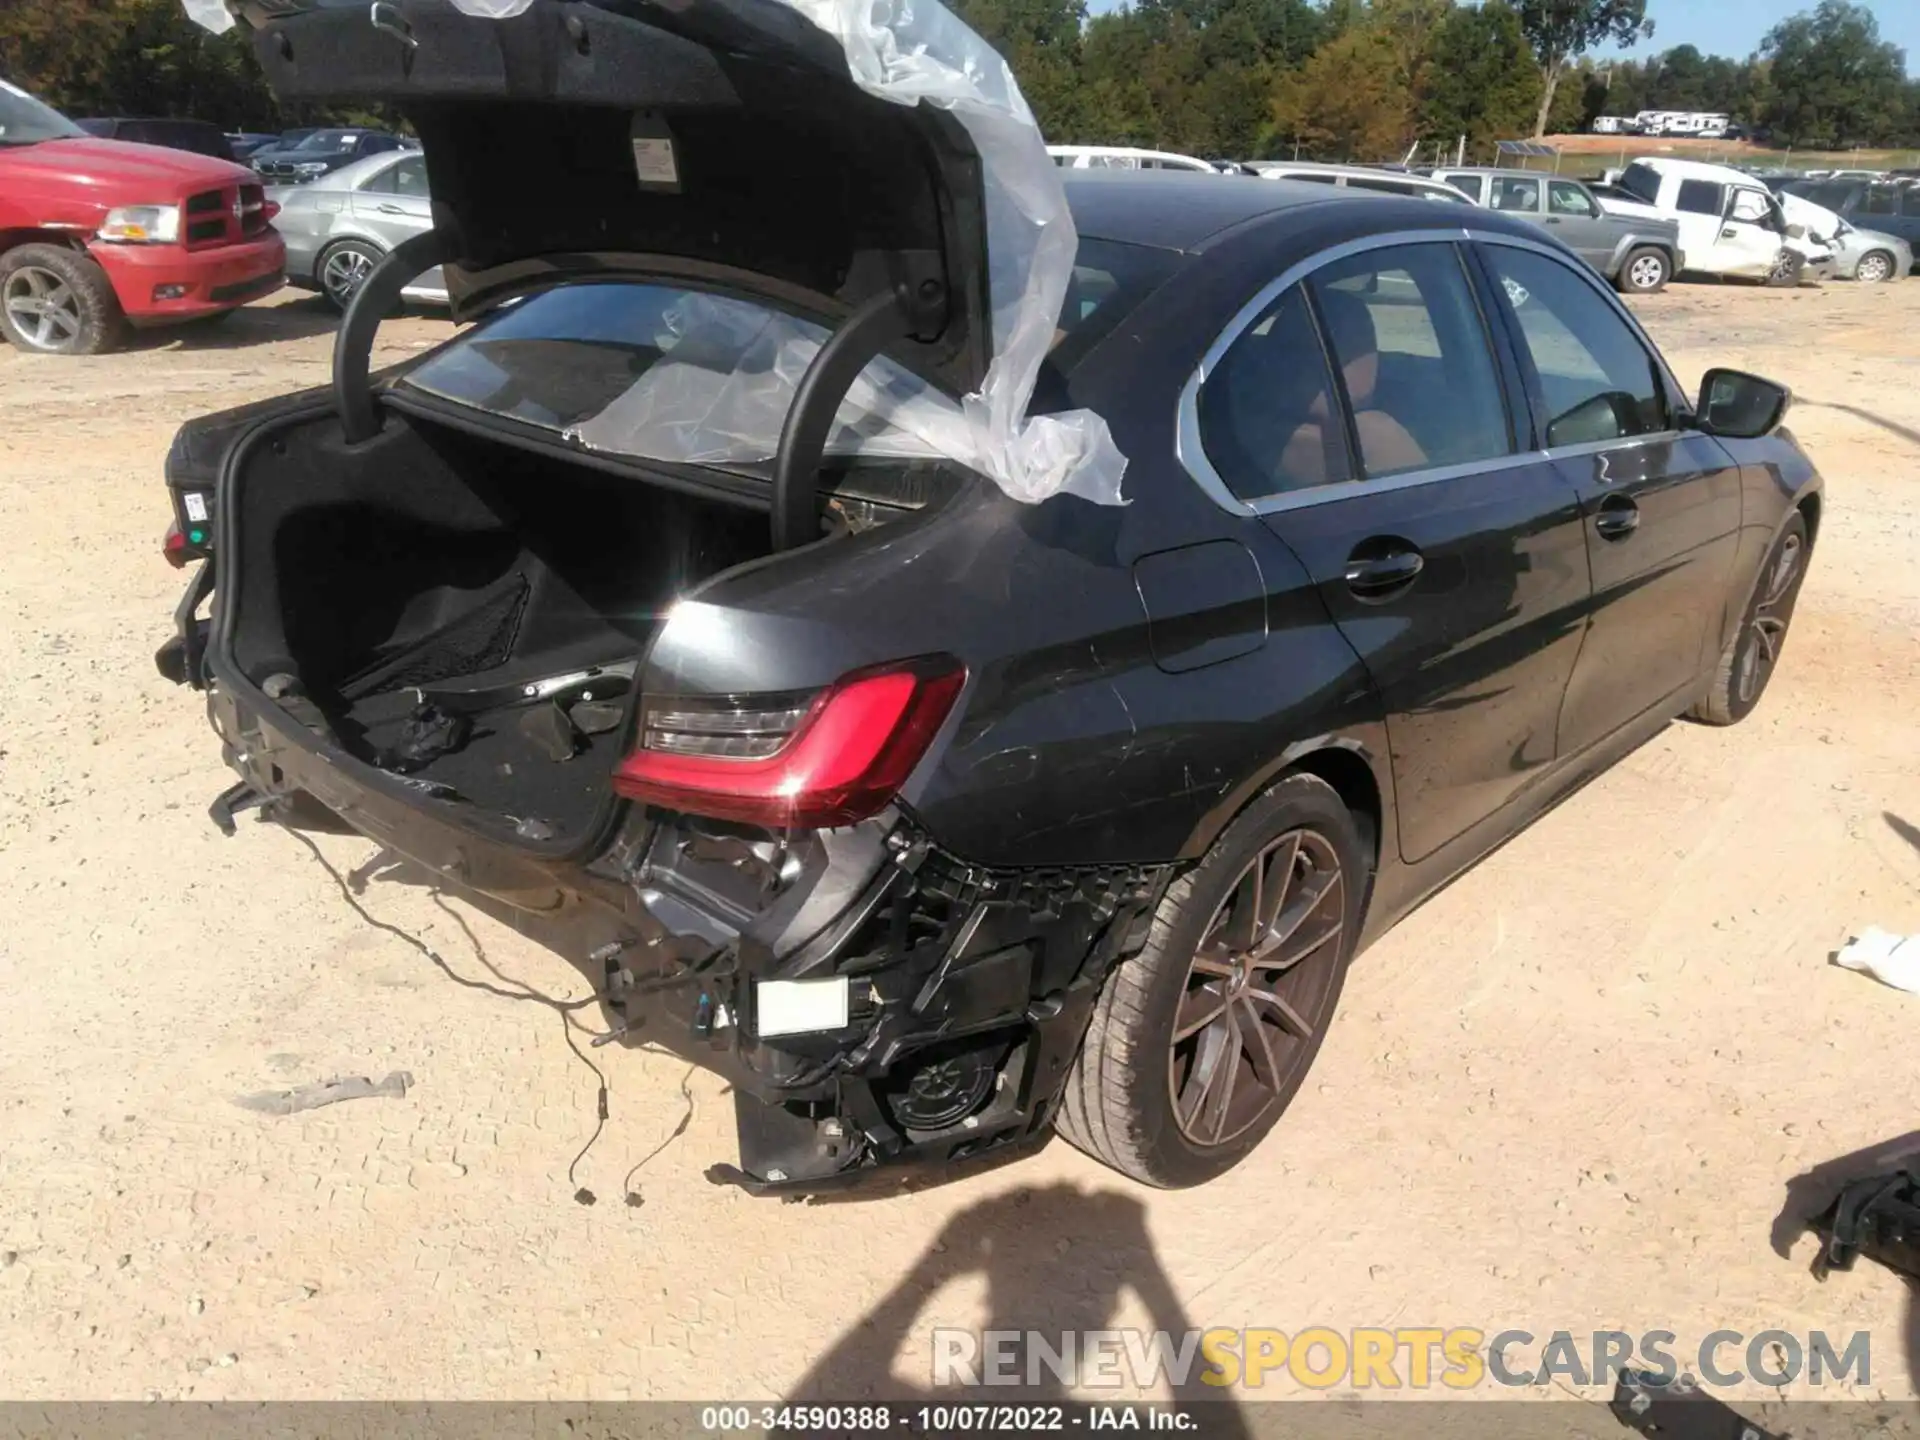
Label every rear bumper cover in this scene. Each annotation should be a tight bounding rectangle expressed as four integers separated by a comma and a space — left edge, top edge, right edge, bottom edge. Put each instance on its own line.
187, 644, 1169, 1195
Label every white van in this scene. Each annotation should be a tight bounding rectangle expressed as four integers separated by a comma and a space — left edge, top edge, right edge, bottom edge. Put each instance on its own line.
1600, 157, 1825, 281
1046, 145, 1218, 173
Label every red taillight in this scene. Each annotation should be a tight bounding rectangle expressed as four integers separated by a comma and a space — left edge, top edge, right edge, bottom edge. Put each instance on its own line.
163, 520, 191, 568
262, 200, 281, 223
611, 658, 966, 829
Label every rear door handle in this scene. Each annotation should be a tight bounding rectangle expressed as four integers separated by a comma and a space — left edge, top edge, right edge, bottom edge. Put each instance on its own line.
1594, 495, 1640, 540
1344, 545, 1424, 598
375, 203, 406, 215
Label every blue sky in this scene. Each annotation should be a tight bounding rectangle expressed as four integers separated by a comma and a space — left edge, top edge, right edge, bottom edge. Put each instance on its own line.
1594, 0, 1917, 69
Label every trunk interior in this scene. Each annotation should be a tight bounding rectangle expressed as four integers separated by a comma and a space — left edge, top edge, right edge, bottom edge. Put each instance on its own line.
223, 406, 777, 846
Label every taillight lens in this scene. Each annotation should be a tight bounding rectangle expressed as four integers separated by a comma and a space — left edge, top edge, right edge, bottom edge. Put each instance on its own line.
163, 520, 192, 568
611, 657, 965, 829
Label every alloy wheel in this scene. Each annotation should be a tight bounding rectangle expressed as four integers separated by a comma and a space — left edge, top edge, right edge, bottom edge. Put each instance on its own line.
3, 265, 84, 352
1769, 250, 1799, 284
1856, 252, 1893, 284
1734, 531, 1803, 707
1628, 255, 1666, 291
321, 247, 377, 307
1169, 828, 1347, 1147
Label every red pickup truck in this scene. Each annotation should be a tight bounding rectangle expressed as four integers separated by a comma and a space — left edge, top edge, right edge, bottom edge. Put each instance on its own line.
0, 79, 285, 355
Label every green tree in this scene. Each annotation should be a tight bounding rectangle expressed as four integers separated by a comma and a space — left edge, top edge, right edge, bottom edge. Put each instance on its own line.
1270, 24, 1411, 159
1419, 0, 1543, 153
1760, 0, 1908, 147
1515, 0, 1653, 137
951, 0, 1088, 137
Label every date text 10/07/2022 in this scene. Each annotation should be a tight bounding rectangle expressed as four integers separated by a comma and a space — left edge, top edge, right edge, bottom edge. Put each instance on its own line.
699, 1405, 1202, 1431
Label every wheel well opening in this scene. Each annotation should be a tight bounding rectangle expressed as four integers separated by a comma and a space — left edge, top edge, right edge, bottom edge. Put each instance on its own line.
1797, 491, 1822, 547
1286, 748, 1383, 871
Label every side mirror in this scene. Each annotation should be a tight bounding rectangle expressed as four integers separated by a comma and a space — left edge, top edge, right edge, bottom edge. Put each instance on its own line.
1694, 368, 1791, 439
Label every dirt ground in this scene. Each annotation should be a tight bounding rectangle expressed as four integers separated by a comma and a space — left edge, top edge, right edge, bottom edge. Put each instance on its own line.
1, 279, 1918, 1410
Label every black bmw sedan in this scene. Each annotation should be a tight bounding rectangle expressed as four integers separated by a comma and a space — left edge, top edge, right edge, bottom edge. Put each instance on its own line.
160, 0, 1818, 1195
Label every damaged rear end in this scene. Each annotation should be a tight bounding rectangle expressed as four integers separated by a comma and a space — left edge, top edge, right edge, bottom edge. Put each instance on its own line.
161, 0, 1159, 1191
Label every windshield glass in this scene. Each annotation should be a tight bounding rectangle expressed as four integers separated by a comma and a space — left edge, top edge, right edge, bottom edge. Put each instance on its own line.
401, 237, 1175, 470
0, 79, 86, 146
293, 130, 365, 153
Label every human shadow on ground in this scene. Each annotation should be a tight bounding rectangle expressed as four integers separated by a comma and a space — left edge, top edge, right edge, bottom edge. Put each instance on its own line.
786, 1183, 1251, 1435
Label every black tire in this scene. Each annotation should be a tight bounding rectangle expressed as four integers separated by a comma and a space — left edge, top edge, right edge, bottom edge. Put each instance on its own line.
1690, 512, 1810, 727
1056, 772, 1369, 1188
315, 238, 384, 313
1616, 246, 1670, 294
1855, 249, 1896, 285
0, 243, 125, 355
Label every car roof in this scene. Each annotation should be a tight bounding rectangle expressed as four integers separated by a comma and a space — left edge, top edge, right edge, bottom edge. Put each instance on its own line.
1062, 170, 1350, 251
1061, 168, 1539, 253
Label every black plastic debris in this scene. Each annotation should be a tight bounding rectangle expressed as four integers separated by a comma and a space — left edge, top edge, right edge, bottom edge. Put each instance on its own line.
1611, 1370, 1780, 1440
568, 699, 624, 735
1811, 1167, 1920, 1282
519, 701, 579, 763
376, 702, 472, 774
236, 1070, 414, 1116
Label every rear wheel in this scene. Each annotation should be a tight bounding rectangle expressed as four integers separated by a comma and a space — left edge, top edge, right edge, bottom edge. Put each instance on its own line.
317, 238, 382, 312
1690, 512, 1809, 726
0, 244, 125, 355
1617, 247, 1670, 294
1056, 772, 1367, 1187
1855, 250, 1895, 284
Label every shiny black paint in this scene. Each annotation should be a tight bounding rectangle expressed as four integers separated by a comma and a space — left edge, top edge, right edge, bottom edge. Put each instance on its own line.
170, 190, 1823, 1192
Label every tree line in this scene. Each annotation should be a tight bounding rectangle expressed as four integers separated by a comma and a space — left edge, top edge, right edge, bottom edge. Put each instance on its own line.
1, 0, 1914, 161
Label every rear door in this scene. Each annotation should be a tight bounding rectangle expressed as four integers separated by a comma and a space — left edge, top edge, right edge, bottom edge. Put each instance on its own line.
1196, 239, 1592, 863
1489, 173, 1544, 220
1473, 239, 1742, 756
349, 153, 433, 250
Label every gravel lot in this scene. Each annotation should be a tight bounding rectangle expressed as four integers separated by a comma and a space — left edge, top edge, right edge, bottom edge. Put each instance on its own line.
1, 281, 1918, 1406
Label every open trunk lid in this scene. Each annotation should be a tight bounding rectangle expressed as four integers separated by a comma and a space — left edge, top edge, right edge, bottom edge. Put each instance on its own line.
189, 0, 1128, 508
218, 0, 991, 395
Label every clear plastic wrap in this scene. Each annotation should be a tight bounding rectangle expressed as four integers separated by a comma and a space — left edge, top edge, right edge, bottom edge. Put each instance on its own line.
181, 0, 235, 33
184, 0, 1129, 505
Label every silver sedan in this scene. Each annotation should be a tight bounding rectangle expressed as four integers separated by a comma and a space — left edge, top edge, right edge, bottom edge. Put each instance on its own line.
1830, 223, 1913, 283
267, 151, 449, 311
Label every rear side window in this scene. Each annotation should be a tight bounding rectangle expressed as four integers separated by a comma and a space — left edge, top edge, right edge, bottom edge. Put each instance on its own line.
1198, 288, 1351, 501
361, 155, 430, 197
1861, 186, 1898, 216
1480, 246, 1667, 447
1902, 189, 1920, 218
1491, 177, 1540, 212
1309, 243, 1513, 479
1675, 180, 1725, 215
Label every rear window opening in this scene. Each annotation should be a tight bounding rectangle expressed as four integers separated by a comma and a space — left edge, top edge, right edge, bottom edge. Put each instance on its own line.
399, 237, 1175, 472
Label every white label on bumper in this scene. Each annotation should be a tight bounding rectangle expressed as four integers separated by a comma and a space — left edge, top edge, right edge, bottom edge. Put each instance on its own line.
183, 492, 209, 523
755, 977, 850, 1038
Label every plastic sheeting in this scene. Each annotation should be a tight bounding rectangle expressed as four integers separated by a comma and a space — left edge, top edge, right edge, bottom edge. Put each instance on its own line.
182, 0, 1129, 506
567, 292, 981, 466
